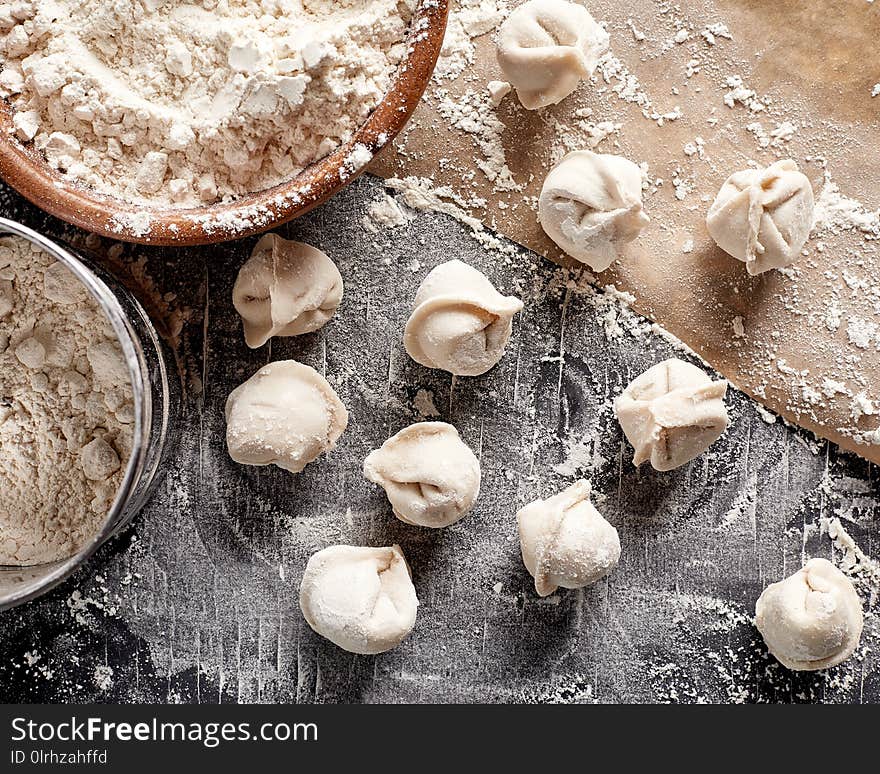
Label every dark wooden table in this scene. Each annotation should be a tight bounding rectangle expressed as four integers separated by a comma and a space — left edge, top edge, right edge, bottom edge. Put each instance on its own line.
1, 175, 877, 703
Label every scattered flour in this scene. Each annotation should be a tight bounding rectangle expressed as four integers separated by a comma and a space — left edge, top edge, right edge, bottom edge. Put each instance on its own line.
813, 175, 880, 238
433, 0, 506, 81
384, 176, 485, 232
821, 517, 880, 606
413, 388, 440, 418
93, 664, 114, 691
436, 88, 519, 190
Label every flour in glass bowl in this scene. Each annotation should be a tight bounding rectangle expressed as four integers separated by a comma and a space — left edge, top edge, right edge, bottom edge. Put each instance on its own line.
0, 236, 133, 566
0, 0, 416, 207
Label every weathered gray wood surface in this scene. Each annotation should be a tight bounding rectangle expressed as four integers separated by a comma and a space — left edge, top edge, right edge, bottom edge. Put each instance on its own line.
0, 174, 877, 703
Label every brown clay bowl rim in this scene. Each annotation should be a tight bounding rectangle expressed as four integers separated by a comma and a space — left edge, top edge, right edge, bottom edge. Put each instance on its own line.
0, 0, 449, 246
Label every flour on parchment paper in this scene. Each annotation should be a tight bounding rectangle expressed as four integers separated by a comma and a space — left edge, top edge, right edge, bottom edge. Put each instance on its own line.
375, 0, 880, 463
433, 0, 507, 81
0, 0, 414, 207
814, 176, 880, 238
0, 237, 133, 566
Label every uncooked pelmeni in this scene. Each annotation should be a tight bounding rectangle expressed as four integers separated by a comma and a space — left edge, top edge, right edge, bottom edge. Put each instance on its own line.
225, 360, 347, 473
363, 422, 481, 528
614, 358, 729, 471
404, 260, 523, 376
706, 159, 815, 275
538, 150, 649, 272
496, 0, 609, 110
518, 480, 620, 597
232, 233, 343, 349
755, 558, 863, 671
299, 544, 418, 654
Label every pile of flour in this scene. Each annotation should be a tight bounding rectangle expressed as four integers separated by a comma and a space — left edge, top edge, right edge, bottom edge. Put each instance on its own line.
0, 0, 415, 206
0, 236, 133, 566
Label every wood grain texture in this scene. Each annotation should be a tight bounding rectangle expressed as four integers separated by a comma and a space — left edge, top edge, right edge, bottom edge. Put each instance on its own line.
0, 175, 877, 704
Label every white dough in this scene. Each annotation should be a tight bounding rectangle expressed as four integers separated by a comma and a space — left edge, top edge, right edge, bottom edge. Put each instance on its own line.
538, 150, 649, 271
232, 233, 343, 348
299, 544, 418, 654
225, 360, 347, 473
614, 358, 729, 471
755, 558, 863, 671
518, 479, 620, 597
706, 159, 814, 275
496, 0, 609, 110
404, 260, 523, 377
363, 422, 481, 528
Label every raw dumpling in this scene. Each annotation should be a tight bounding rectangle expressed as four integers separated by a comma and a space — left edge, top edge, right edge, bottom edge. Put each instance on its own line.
538, 150, 649, 272
755, 558, 863, 671
496, 0, 609, 110
614, 358, 729, 471
225, 360, 348, 473
363, 422, 481, 528
232, 232, 343, 348
299, 544, 418, 654
404, 260, 523, 377
518, 479, 620, 597
706, 159, 814, 275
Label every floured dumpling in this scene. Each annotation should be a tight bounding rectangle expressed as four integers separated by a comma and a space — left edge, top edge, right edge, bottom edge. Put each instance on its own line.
755, 558, 863, 671
496, 0, 609, 110
225, 360, 347, 473
518, 479, 620, 597
614, 358, 729, 471
404, 260, 523, 377
232, 233, 343, 348
299, 544, 418, 654
363, 422, 481, 528
706, 159, 814, 275
538, 150, 649, 271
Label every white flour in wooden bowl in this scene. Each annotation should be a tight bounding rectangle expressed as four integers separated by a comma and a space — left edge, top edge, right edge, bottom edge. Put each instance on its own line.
0, 0, 416, 206
0, 236, 133, 566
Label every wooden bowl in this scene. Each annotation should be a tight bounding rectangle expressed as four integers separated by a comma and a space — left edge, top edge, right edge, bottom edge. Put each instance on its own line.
0, 0, 448, 246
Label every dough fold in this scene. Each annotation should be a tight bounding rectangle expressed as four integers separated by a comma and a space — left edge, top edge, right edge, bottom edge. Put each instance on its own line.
300, 544, 418, 654
706, 159, 814, 275
364, 422, 481, 528
225, 360, 347, 473
404, 260, 523, 376
755, 558, 863, 671
539, 150, 649, 271
518, 479, 620, 596
232, 233, 343, 348
614, 358, 729, 471
496, 0, 609, 109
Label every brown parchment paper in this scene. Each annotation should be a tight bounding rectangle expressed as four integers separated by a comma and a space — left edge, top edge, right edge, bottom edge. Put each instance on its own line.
372, 0, 880, 464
